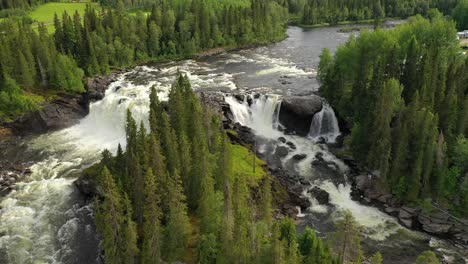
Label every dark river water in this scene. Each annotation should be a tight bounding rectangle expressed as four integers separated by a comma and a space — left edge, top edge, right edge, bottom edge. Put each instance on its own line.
0, 26, 466, 264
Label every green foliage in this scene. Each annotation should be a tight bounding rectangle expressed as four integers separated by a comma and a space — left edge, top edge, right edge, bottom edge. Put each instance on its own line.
452, 136, 468, 172
299, 0, 458, 26
89, 75, 349, 263
329, 210, 362, 263
320, 16, 468, 208
414, 251, 440, 264
0, 0, 288, 121
231, 144, 267, 184
452, 0, 468, 30
318, 48, 333, 83
370, 252, 383, 264
0, 77, 42, 120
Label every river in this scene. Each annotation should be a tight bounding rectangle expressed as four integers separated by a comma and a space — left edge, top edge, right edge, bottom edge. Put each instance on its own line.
0, 26, 466, 264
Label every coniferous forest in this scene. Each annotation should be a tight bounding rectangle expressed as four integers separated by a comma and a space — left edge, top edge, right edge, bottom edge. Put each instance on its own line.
0, 0, 467, 263
0, 0, 287, 120
319, 15, 468, 215
88, 74, 342, 264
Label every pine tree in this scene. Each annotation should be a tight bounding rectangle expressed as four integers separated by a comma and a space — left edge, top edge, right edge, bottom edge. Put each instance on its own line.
299, 227, 318, 261
367, 79, 402, 179
330, 210, 362, 263
140, 169, 162, 264
279, 217, 301, 263
159, 112, 180, 176
95, 167, 123, 264
163, 170, 191, 262
401, 36, 419, 103
121, 194, 139, 264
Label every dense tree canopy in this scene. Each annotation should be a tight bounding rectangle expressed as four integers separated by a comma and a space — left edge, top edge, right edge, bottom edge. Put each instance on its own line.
319, 16, 468, 214
452, 0, 468, 30
299, 0, 460, 25
0, 0, 287, 120
90, 74, 343, 263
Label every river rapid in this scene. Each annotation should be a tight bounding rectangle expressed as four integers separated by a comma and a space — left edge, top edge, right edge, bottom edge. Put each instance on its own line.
0, 26, 466, 264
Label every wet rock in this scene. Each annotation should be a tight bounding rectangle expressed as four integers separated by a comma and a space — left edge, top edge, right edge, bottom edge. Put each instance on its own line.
308, 186, 329, 205
10, 94, 88, 135
227, 123, 255, 147
422, 223, 452, 235
234, 94, 244, 102
400, 218, 413, 228
282, 205, 299, 218
401, 206, 419, 216
278, 137, 286, 143
399, 208, 413, 220
377, 194, 392, 204
279, 95, 323, 136
275, 146, 289, 158
384, 207, 399, 217
74, 173, 100, 199
292, 154, 307, 161
355, 175, 372, 190
286, 142, 296, 150
86, 73, 119, 102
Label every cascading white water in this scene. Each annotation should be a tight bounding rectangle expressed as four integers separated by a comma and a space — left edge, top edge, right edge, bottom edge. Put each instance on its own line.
225, 95, 405, 241
0, 71, 163, 263
308, 103, 340, 143
225, 94, 282, 138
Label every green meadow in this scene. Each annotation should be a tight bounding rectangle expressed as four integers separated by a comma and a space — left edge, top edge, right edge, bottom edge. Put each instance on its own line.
30, 1, 98, 32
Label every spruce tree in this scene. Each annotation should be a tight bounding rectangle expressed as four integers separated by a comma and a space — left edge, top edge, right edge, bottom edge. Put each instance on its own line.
95, 167, 123, 264
163, 170, 191, 262
141, 169, 162, 264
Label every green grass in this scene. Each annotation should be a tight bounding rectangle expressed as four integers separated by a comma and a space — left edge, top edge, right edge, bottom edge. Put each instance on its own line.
29, 1, 98, 32
231, 144, 267, 186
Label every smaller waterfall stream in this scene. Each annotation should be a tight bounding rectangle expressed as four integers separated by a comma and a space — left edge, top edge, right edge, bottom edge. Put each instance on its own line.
225, 94, 282, 138
308, 103, 341, 143
224, 93, 466, 263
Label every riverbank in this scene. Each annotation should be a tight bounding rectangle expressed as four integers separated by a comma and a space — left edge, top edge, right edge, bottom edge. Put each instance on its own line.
289, 17, 404, 29
326, 144, 468, 249
0, 37, 285, 138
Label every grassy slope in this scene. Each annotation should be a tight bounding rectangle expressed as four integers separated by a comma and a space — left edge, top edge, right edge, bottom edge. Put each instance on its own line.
231, 143, 267, 186
29, 1, 98, 32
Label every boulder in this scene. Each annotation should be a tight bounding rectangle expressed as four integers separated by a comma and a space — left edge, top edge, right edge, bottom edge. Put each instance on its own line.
74, 173, 100, 199
278, 137, 286, 143
86, 73, 118, 102
422, 223, 452, 235
384, 207, 399, 217
227, 123, 255, 146
355, 175, 371, 191
275, 146, 289, 158
286, 142, 296, 150
292, 154, 307, 161
279, 95, 323, 136
10, 94, 88, 135
400, 218, 413, 228
308, 186, 329, 205
399, 208, 413, 220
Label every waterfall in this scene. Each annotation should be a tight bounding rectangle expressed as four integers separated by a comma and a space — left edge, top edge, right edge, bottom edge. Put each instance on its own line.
0, 71, 159, 263
225, 94, 282, 138
224, 94, 403, 241
308, 103, 340, 143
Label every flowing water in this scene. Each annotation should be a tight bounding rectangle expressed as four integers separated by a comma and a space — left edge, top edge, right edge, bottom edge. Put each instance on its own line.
225, 94, 467, 263
308, 103, 341, 143
0, 26, 466, 263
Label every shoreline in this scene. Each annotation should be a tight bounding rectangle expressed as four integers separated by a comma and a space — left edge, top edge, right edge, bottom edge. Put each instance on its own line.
289, 17, 404, 29
0, 36, 286, 138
